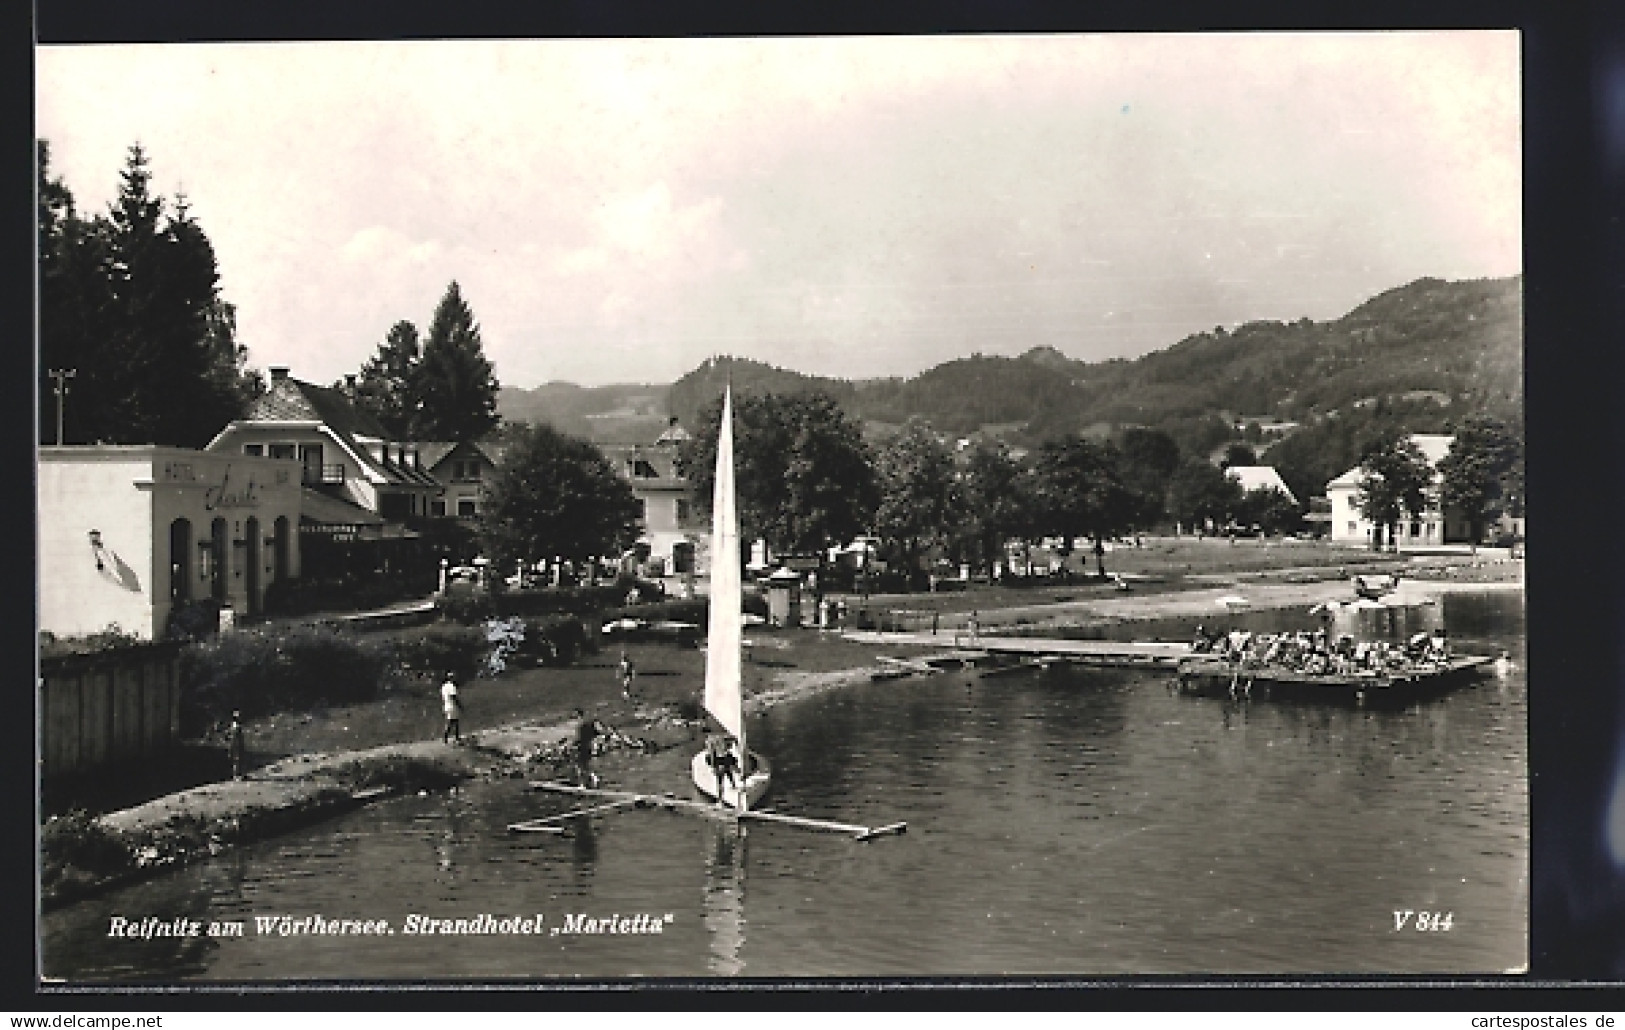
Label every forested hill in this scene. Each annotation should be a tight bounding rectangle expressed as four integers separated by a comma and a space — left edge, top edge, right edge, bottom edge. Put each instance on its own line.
501, 275, 1522, 497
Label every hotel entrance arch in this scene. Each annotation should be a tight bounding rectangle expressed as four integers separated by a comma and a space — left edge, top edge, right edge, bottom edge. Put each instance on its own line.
244, 516, 261, 616
169, 518, 192, 603
210, 517, 229, 602
273, 516, 291, 584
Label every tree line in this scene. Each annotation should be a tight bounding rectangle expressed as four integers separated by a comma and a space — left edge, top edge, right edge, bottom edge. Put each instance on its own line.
673, 391, 1305, 581
38, 142, 260, 448
475, 387, 1524, 584
334, 282, 501, 442
38, 141, 505, 452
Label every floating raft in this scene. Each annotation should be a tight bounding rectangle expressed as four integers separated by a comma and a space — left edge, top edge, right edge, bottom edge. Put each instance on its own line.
1174, 654, 1494, 706
525, 781, 907, 841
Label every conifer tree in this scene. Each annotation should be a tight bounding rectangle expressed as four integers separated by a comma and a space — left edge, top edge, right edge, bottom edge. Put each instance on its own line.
415, 281, 500, 441
349, 320, 423, 437
38, 141, 254, 447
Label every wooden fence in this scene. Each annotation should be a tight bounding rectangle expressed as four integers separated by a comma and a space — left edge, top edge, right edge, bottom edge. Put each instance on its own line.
40, 642, 183, 779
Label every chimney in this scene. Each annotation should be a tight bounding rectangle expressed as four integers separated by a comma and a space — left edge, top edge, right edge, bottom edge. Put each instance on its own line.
270, 367, 289, 383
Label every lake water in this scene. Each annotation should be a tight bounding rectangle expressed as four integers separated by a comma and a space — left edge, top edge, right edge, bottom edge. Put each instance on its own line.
42, 591, 1526, 980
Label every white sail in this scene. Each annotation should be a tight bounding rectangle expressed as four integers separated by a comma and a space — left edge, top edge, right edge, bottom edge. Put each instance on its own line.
703, 387, 744, 742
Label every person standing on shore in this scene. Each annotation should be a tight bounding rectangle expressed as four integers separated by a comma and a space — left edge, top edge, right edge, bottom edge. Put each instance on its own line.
618, 650, 636, 700
228, 710, 245, 780
440, 674, 463, 745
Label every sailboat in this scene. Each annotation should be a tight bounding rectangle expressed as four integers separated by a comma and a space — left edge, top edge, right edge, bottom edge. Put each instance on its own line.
690, 386, 773, 810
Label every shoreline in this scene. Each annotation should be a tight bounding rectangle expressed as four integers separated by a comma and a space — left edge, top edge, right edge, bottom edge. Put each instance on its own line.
45, 569, 1521, 911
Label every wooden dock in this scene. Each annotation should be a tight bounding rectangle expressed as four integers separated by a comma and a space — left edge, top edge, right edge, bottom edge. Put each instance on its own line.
844, 630, 1192, 670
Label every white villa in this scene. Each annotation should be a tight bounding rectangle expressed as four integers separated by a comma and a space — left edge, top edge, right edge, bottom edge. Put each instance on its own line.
1325, 434, 1469, 548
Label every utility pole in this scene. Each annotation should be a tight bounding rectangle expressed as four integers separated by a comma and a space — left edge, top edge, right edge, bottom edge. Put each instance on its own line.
48, 368, 75, 445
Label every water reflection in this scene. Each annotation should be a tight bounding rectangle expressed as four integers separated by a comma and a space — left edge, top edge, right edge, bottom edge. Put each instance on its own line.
702, 820, 747, 975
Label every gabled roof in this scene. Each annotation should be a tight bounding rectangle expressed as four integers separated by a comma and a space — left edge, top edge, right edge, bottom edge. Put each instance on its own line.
1409, 434, 1454, 466
415, 442, 459, 472
414, 439, 506, 474
655, 419, 691, 445
250, 377, 392, 440
231, 375, 435, 491
1225, 465, 1298, 505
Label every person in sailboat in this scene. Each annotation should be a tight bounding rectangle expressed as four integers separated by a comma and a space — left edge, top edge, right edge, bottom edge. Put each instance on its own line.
705, 732, 742, 803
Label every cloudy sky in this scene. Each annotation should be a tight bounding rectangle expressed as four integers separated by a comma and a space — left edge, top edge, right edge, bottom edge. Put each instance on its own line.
36, 33, 1520, 389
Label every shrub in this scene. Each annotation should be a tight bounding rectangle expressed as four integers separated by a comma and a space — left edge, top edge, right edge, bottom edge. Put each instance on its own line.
392, 624, 488, 680
179, 625, 396, 730
165, 598, 223, 641
435, 589, 497, 625
42, 809, 131, 881
38, 626, 145, 658
525, 614, 594, 665
493, 585, 626, 618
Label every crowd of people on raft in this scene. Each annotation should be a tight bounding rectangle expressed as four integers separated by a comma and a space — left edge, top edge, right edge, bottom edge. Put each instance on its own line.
1190, 624, 1453, 677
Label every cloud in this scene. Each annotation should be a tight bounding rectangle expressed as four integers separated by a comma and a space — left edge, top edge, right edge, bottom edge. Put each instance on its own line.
340, 226, 443, 266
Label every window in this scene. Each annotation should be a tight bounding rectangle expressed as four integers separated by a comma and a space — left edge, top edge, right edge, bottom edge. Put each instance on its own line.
677, 499, 691, 523
431, 500, 447, 517
268, 443, 296, 460
1347, 522, 1357, 534
243, 444, 263, 456
633, 460, 658, 479
457, 499, 478, 518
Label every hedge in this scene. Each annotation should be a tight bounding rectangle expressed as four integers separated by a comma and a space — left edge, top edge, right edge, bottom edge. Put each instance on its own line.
178, 624, 398, 732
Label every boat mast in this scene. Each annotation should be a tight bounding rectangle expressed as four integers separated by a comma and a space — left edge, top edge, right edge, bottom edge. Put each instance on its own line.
703, 384, 748, 813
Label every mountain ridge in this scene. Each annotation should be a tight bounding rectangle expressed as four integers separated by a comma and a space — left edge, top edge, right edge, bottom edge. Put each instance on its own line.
500, 273, 1522, 499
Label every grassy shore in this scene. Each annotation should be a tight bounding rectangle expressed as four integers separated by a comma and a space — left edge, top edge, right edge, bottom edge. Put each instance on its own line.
44, 540, 1520, 909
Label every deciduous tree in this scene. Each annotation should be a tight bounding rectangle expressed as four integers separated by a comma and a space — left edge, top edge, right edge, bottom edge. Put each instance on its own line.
1167, 458, 1243, 534
681, 390, 878, 554
1438, 417, 1524, 545
1354, 435, 1432, 550
958, 441, 1035, 576
874, 419, 961, 580
1030, 437, 1138, 576
480, 423, 641, 568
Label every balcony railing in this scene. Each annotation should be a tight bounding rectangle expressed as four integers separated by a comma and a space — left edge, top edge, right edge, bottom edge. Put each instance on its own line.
302, 464, 347, 485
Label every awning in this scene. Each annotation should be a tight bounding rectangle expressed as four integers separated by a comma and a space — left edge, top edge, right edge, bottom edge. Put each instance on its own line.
301, 488, 393, 542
